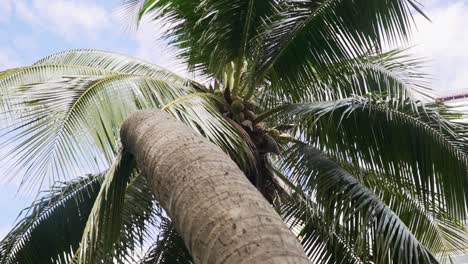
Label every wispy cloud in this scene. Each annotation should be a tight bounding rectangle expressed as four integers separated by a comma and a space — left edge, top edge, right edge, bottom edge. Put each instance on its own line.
411, 0, 468, 94
14, 0, 113, 41
132, 18, 189, 77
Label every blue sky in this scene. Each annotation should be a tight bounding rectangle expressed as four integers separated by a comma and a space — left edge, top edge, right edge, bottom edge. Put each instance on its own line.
0, 0, 467, 238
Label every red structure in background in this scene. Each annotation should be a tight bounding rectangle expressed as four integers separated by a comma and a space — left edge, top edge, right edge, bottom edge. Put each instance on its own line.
436, 89, 468, 102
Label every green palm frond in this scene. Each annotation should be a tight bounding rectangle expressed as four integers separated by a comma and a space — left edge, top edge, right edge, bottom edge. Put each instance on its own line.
276, 144, 468, 263
412, 102, 468, 154
85, 170, 161, 264
320, 49, 432, 101
1, 72, 186, 189
250, 0, 427, 90
0, 174, 101, 264
33, 49, 186, 84
0, 50, 250, 191
257, 49, 431, 109
75, 150, 135, 263
343, 49, 432, 100
123, 0, 278, 77
356, 168, 468, 263
274, 98, 468, 219
0, 65, 110, 106
0, 168, 161, 264
280, 144, 438, 263
278, 194, 368, 263
271, 167, 364, 263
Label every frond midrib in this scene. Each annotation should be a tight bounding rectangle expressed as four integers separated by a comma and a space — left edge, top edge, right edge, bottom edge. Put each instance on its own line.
254, 0, 337, 82
32, 48, 185, 80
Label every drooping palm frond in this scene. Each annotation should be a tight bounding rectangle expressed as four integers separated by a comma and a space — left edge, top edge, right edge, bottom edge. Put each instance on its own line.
274, 98, 468, 219
281, 144, 468, 263
75, 150, 136, 263
0, 175, 101, 264
314, 49, 432, 101
279, 144, 438, 263
122, 0, 279, 77
250, 0, 427, 92
0, 50, 251, 192
354, 168, 468, 263
413, 101, 468, 154
256, 49, 431, 110
340, 49, 433, 101
275, 143, 468, 263
76, 170, 162, 264
0, 167, 162, 264
270, 167, 364, 263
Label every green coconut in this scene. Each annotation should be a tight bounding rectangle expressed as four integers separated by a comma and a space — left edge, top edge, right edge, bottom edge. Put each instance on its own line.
231, 96, 242, 102
245, 102, 256, 111
231, 100, 244, 114
234, 112, 245, 123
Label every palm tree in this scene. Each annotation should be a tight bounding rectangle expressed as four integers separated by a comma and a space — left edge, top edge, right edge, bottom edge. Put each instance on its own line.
1, 0, 468, 263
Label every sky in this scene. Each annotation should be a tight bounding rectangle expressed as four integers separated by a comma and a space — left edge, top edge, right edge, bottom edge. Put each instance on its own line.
0, 0, 467, 239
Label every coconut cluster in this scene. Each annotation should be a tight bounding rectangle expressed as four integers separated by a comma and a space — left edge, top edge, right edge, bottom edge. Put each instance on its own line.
227, 96, 280, 155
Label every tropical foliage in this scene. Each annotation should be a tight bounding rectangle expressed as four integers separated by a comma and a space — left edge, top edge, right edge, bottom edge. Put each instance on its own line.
1, 0, 468, 263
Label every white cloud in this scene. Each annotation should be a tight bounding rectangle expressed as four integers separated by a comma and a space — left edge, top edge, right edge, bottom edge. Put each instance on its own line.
131, 18, 190, 78
410, 0, 468, 96
14, 0, 112, 41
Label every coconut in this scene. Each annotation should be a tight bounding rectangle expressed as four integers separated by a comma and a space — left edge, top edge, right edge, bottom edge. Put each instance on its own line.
245, 102, 256, 111
234, 112, 245, 123
231, 100, 244, 114
244, 110, 256, 121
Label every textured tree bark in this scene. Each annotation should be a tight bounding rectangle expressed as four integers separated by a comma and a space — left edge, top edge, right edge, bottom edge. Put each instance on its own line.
120, 110, 309, 264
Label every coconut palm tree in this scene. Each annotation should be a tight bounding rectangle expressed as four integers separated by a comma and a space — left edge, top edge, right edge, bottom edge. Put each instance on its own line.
1, 0, 468, 263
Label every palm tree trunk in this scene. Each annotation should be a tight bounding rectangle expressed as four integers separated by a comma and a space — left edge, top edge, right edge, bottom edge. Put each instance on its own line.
120, 110, 309, 264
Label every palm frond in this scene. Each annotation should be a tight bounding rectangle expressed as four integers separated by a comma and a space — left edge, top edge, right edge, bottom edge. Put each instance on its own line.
1, 72, 187, 189
355, 168, 468, 263
280, 144, 437, 263
251, 0, 427, 92
110, 169, 162, 264
33, 49, 186, 84
0, 174, 101, 264
274, 98, 468, 219
1, 50, 251, 191
0, 155, 163, 264
122, 0, 278, 77
74, 150, 135, 263
271, 167, 365, 263
256, 49, 431, 110
341, 49, 433, 100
